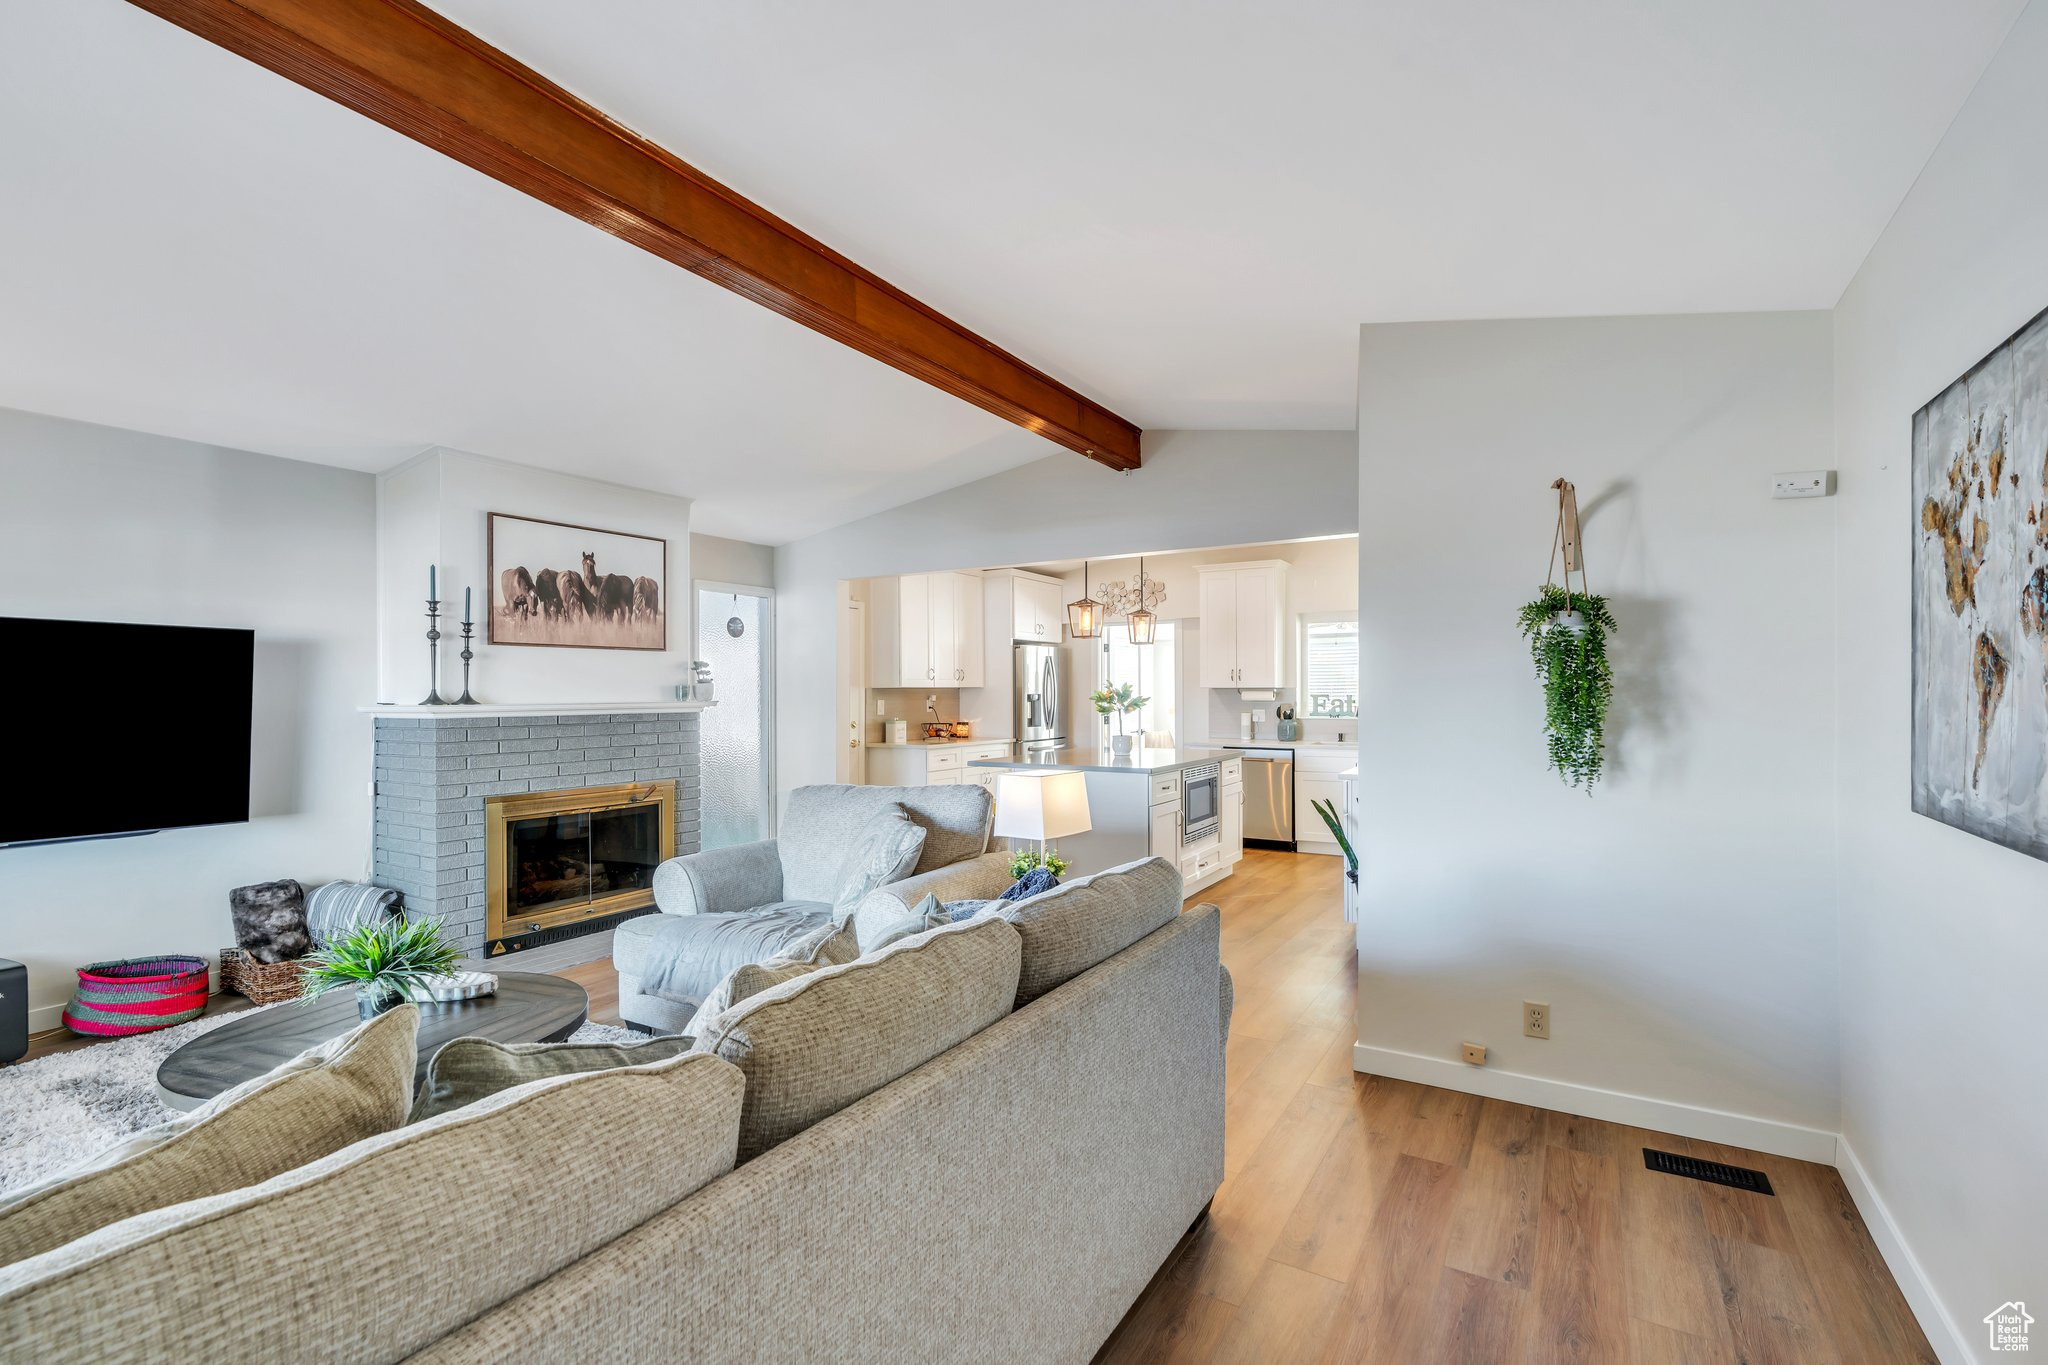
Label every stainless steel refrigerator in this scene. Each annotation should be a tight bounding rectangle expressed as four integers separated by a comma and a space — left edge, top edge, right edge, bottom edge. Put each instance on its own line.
1014, 642, 1064, 760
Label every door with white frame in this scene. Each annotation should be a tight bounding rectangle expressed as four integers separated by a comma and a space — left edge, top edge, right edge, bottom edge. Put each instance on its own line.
697, 582, 774, 849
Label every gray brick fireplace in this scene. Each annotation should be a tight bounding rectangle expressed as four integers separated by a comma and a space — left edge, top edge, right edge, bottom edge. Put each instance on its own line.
370, 709, 702, 956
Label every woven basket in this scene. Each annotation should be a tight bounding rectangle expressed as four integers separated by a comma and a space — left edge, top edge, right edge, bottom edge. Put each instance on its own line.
62, 955, 210, 1037
219, 948, 308, 1005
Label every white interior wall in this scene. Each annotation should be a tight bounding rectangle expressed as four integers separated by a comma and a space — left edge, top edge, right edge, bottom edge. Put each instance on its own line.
775, 430, 1358, 803
1355, 312, 1842, 1153
0, 408, 376, 1029
375, 448, 693, 705
1830, 3, 2048, 1352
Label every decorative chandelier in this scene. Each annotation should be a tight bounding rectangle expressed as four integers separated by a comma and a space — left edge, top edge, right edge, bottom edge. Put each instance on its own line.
1126, 557, 1157, 645
1066, 561, 1103, 639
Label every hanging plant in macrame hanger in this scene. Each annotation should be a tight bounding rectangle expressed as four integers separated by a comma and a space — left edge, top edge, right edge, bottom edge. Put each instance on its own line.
1516, 478, 1617, 790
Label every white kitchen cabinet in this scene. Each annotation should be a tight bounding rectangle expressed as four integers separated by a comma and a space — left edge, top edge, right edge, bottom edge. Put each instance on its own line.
1296, 775, 1343, 849
1149, 801, 1180, 862
1221, 773, 1244, 865
869, 572, 986, 686
1011, 575, 1065, 642
1196, 561, 1290, 689
865, 741, 1011, 787
1295, 746, 1357, 854
955, 575, 985, 687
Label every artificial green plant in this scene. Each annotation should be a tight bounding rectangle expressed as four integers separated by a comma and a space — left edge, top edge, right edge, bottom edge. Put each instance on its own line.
299, 915, 460, 1005
1515, 583, 1617, 790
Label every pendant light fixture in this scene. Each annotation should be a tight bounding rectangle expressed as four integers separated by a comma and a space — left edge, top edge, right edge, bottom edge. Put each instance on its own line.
1126, 557, 1157, 645
1066, 560, 1103, 639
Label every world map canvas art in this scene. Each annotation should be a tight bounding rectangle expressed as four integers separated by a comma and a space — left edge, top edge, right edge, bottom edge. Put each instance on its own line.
1913, 304, 2048, 858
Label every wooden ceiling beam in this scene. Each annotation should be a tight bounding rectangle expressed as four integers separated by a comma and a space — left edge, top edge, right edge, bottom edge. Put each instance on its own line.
124, 0, 1142, 470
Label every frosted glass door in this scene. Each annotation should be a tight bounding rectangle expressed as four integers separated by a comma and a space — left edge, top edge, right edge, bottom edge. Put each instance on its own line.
698, 586, 773, 849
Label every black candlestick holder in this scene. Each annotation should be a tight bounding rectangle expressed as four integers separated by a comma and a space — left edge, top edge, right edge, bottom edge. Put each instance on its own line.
420, 598, 448, 706
455, 617, 479, 705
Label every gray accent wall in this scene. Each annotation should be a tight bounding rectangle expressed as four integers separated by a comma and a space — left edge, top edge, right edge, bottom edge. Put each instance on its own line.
372, 712, 701, 953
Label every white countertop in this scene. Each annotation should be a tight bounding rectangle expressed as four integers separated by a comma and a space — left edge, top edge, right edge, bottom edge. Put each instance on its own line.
866, 736, 1012, 748
969, 746, 1233, 774
1197, 736, 1358, 750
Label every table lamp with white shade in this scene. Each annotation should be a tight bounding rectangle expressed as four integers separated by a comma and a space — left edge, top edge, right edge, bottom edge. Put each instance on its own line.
992, 770, 1092, 870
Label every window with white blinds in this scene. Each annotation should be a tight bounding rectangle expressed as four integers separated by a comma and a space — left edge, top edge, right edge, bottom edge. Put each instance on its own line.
1302, 617, 1359, 718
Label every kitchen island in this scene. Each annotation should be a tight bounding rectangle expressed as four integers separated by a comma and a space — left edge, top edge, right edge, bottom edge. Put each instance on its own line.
969, 747, 1243, 895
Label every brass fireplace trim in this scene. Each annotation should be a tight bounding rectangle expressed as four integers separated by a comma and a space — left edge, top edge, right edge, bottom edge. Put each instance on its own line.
484, 780, 676, 941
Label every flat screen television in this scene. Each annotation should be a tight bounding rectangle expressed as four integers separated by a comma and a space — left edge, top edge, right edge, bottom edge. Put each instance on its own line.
1, 617, 254, 847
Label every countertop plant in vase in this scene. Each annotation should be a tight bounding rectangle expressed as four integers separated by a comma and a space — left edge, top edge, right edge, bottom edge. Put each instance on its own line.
300, 915, 460, 1017
1090, 682, 1149, 756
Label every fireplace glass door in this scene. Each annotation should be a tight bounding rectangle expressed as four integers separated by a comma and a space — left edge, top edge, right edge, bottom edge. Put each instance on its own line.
506, 804, 661, 920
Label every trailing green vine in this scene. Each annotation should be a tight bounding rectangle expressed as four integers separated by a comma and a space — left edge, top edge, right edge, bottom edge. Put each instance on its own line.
1515, 584, 1617, 791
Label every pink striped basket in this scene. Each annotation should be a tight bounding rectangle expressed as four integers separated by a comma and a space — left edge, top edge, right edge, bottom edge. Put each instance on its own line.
61, 956, 210, 1037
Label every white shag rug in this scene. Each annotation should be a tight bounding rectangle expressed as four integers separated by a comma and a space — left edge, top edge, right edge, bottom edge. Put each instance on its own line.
0, 1005, 638, 1197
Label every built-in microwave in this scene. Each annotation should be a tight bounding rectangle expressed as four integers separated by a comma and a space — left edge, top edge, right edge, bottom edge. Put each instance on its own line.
1181, 763, 1220, 844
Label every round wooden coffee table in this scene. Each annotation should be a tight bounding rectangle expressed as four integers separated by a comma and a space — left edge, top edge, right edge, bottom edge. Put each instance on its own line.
155, 972, 589, 1112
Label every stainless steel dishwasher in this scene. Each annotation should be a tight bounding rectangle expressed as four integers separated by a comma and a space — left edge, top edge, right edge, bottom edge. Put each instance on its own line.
1228, 747, 1295, 851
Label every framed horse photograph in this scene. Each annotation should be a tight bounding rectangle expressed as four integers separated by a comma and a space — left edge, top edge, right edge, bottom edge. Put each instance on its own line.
487, 512, 667, 651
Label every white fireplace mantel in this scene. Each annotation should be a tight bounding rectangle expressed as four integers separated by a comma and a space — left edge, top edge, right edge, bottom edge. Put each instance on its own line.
359, 700, 716, 718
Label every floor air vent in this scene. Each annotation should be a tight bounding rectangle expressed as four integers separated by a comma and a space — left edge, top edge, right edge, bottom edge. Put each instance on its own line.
1642, 1148, 1774, 1196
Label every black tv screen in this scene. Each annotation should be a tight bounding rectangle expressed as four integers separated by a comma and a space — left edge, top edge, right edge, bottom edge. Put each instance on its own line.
1, 617, 254, 846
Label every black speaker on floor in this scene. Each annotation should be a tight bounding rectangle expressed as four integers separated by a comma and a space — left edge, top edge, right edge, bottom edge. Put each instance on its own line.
0, 958, 27, 1064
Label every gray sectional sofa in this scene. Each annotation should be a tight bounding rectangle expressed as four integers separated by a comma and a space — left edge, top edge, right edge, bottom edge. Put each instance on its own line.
0, 857, 1229, 1365
613, 783, 1015, 1032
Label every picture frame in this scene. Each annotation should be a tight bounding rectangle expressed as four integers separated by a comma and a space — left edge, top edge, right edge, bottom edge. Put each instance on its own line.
486, 512, 667, 651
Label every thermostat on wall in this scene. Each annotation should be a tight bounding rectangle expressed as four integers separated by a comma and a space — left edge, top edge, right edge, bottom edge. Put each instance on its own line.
1771, 471, 1834, 499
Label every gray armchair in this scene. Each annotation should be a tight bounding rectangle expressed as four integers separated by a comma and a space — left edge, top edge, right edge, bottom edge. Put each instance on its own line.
613, 783, 1013, 1032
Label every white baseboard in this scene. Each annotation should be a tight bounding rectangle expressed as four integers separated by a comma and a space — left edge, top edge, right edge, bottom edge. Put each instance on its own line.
1351, 1043, 1839, 1164
1834, 1137, 1975, 1365
27, 1001, 64, 1035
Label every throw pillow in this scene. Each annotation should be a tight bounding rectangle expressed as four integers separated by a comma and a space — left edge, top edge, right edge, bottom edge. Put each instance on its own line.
305, 880, 400, 947
855, 891, 954, 954
695, 915, 1023, 1161
781, 916, 862, 967
0, 1003, 418, 1266
229, 878, 312, 963
830, 806, 928, 920
681, 918, 859, 1037
410, 1033, 695, 1122
684, 957, 823, 1037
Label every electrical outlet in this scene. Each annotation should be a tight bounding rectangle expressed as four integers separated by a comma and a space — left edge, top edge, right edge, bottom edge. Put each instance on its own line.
1460, 1042, 1487, 1066
1524, 1001, 1551, 1039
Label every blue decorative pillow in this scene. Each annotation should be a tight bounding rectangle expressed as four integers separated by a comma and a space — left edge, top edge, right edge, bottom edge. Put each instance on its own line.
944, 899, 994, 922
1001, 867, 1061, 902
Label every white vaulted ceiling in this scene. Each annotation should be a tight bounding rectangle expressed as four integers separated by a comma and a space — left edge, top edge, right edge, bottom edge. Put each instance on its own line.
0, 0, 2025, 541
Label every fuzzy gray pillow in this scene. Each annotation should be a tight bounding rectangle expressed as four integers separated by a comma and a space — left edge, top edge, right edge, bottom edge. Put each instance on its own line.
229, 879, 311, 964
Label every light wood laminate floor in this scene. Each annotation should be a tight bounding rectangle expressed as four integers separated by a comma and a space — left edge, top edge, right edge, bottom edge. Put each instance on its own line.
1087, 851, 1934, 1365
